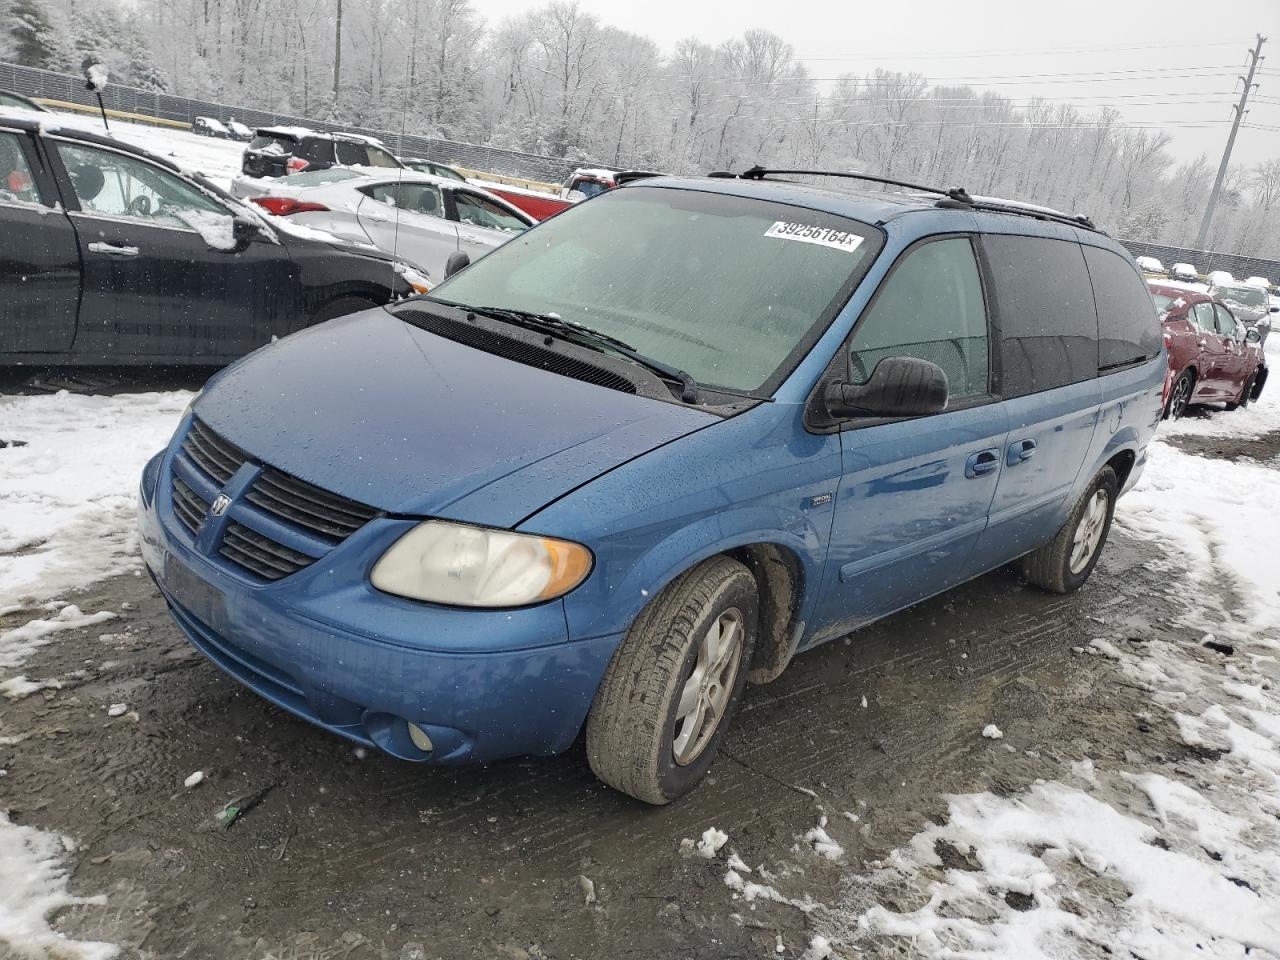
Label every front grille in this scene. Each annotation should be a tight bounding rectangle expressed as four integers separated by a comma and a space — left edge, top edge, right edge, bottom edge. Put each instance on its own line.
172, 419, 380, 582
172, 476, 209, 535
245, 467, 378, 541
219, 523, 314, 582
181, 418, 248, 485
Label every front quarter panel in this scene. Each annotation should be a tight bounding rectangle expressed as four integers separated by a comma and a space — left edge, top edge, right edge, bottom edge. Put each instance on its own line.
522, 401, 842, 643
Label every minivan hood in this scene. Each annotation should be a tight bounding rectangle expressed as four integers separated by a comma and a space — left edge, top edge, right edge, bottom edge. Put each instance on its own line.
193, 309, 716, 527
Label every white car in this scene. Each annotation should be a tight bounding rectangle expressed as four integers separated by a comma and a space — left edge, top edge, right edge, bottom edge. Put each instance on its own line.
231, 169, 534, 279
1170, 262, 1200, 282
1135, 255, 1164, 274
1207, 269, 1234, 286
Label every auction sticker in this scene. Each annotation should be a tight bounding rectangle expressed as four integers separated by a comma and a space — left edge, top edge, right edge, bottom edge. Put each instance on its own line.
764, 221, 864, 252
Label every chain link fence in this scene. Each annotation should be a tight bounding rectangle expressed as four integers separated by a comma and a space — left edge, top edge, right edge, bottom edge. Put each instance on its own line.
0, 61, 590, 184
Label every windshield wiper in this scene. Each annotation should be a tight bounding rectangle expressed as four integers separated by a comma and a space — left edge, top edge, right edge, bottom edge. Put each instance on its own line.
462, 304, 700, 403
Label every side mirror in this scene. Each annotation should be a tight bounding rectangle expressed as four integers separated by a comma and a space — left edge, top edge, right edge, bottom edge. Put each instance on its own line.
824, 356, 949, 419
232, 217, 260, 248
444, 250, 470, 278
1269, 305, 1279, 314
1246, 327, 1261, 343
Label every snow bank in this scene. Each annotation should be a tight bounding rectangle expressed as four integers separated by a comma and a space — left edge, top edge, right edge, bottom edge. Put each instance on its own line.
0, 813, 116, 960
0, 390, 190, 611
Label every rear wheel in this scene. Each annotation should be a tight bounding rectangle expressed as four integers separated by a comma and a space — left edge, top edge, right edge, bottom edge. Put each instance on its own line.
312, 296, 381, 323
1016, 467, 1118, 595
586, 556, 758, 805
1165, 370, 1194, 419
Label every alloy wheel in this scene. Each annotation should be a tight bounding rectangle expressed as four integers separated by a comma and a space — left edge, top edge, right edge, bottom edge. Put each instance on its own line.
672, 608, 743, 765
1069, 490, 1109, 574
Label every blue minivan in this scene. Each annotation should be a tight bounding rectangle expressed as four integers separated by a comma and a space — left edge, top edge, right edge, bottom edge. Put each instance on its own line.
138, 170, 1164, 803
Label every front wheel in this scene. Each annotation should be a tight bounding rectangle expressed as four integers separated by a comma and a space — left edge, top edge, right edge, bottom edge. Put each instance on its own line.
1016, 467, 1118, 595
586, 556, 758, 805
1225, 373, 1256, 411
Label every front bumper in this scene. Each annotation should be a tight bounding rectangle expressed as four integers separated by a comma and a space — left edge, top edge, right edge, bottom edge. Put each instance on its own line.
138, 448, 621, 764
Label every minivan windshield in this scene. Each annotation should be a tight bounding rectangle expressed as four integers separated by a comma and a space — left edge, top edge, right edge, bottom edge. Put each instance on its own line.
428, 186, 880, 395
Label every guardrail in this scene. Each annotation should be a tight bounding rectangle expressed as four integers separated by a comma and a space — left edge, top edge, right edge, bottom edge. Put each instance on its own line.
1119, 239, 1280, 285
0, 61, 597, 184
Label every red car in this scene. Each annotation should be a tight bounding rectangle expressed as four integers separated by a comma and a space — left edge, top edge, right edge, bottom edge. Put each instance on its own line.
1149, 282, 1268, 418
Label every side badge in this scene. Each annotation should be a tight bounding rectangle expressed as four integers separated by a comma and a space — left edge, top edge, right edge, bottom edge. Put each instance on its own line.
806, 493, 833, 509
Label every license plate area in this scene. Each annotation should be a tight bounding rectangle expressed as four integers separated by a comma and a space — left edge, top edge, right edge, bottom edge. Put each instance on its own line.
164, 552, 227, 632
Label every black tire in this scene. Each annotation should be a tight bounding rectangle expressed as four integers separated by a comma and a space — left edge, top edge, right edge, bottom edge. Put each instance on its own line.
1225, 373, 1255, 411
1016, 467, 1118, 595
586, 556, 758, 805
312, 296, 381, 323
1164, 370, 1194, 419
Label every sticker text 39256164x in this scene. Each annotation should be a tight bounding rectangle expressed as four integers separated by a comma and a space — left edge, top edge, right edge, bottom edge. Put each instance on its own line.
763, 221, 865, 253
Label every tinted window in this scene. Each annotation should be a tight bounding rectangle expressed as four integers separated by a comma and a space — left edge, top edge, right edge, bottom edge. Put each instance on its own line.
0, 132, 40, 205
335, 140, 368, 166
983, 235, 1096, 397
1083, 246, 1161, 370
849, 237, 990, 400
298, 138, 334, 163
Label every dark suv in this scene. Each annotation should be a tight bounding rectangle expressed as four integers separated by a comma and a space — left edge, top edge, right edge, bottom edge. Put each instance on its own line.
242, 128, 403, 178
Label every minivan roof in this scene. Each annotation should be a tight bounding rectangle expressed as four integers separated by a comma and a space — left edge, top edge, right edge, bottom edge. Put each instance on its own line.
626, 176, 1115, 249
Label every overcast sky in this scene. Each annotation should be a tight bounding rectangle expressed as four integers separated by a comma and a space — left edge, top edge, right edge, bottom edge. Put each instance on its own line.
468, 0, 1279, 168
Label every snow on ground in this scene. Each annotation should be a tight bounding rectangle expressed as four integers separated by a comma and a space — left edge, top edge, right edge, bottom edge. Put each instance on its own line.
0, 812, 117, 960
781, 352, 1280, 956
0, 389, 190, 623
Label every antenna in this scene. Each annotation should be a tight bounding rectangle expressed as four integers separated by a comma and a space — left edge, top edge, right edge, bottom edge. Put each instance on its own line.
391, 52, 411, 292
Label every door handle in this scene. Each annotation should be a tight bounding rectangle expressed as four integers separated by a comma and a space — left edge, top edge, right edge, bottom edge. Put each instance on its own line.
88, 241, 139, 257
365, 211, 391, 222
1007, 438, 1037, 465
965, 448, 1000, 478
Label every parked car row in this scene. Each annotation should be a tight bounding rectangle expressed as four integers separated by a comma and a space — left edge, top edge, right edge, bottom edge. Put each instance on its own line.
1149, 281, 1267, 418
192, 116, 254, 141
229, 167, 534, 281
0, 108, 426, 364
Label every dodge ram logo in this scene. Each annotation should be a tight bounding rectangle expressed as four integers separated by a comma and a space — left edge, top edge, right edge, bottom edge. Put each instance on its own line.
210, 494, 232, 517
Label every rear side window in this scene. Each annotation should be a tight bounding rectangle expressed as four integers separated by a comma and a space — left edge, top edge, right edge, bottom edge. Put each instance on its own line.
364, 146, 400, 168
298, 139, 334, 163
982, 235, 1096, 398
849, 237, 990, 400
1083, 246, 1161, 370
334, 139, 368, 166
248, 134, 294, 154
0, 132, 41, 205
362, 181, 444, 218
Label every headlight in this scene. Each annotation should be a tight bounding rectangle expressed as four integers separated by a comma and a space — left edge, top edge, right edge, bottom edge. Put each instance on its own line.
370, 520, 592, 607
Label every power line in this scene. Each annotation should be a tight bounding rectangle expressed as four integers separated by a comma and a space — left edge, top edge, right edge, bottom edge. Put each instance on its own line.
787, 39, 1254, 61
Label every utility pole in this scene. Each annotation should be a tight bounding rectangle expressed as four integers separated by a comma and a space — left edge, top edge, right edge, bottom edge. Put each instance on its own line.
333, 0, 344, 109
1194, 34, 1265, 250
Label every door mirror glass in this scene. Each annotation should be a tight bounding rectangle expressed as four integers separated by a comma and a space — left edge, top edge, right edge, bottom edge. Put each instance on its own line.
825, 356, 949, 418
445, 251, 470, 278
1246, 327, 1261, 343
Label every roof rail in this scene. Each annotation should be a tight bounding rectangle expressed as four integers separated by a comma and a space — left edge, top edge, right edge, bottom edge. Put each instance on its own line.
710, 165, 1101, 234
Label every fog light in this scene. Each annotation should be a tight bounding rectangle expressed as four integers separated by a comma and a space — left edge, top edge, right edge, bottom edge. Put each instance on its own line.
407, 722, 434, 752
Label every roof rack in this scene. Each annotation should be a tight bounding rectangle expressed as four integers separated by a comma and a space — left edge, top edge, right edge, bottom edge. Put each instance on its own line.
710, 165, 1101, 234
